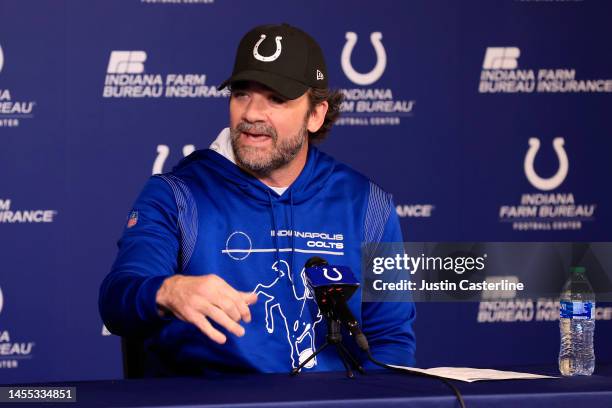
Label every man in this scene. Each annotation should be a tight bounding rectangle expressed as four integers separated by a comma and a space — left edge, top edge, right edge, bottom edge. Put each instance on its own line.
99, 23, 415, 376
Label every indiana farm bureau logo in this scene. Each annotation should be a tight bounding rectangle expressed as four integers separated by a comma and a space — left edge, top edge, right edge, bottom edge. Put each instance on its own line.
337, 31, 415, 127
498, 137, 597, 232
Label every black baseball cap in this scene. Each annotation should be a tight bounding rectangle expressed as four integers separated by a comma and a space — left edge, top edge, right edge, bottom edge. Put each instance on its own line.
220, 23, 328, 100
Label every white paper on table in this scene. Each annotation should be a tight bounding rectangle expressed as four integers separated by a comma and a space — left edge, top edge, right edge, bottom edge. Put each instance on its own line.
389, 365, 558, 382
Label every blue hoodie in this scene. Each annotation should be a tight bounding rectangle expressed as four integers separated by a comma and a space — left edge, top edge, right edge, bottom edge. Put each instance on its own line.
99, 129, 416, 375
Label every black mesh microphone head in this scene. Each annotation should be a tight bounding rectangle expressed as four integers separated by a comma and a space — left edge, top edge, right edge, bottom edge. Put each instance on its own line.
305, 256, 328, 269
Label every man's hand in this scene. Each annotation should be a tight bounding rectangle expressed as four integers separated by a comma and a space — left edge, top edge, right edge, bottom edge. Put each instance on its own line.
155, 274, 258, 344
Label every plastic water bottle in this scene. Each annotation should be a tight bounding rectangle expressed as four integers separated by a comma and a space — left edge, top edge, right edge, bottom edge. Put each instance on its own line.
558, 266, 595, 376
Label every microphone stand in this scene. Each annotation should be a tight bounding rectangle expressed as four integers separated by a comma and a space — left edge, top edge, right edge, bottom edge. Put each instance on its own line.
290, 319, 365, 378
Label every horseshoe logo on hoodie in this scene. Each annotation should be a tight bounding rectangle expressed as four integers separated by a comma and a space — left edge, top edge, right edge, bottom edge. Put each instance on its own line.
341, 32, 387, 85
253, 35, 283, 62
524, 137, 569, 191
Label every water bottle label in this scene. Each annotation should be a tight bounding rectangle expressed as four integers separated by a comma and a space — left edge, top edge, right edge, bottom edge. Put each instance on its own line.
560, 301, 594, 319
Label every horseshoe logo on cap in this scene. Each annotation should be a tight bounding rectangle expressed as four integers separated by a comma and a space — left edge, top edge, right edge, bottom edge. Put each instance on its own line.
524, 137, 569, 191
341, 32, 387, 85
253, 34, 283, 62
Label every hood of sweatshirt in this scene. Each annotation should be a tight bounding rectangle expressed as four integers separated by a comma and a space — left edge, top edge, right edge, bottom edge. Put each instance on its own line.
173, 128, 337, 206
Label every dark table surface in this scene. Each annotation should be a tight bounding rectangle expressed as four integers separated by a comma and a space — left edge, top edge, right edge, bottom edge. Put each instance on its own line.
5, 365, 612, 408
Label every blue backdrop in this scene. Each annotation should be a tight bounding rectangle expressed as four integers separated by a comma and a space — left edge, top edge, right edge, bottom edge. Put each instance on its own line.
1, 0, 611, 383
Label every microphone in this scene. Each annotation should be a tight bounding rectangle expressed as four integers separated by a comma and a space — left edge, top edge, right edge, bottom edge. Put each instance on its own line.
304, 257, 369, 351
304, 258, 466, 407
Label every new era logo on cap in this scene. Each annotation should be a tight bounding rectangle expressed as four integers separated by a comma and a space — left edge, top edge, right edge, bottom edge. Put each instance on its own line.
220, 23, 329, 99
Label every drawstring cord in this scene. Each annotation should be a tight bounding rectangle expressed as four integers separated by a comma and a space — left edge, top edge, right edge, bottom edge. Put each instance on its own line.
289, 190, 296, 286
267, 190, 282, 269
268, 189, 308, 329
267, 189, 298, 292
289, 191, 308, 319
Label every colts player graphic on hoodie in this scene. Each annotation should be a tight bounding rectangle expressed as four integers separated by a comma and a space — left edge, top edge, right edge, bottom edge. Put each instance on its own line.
99, 128, 416, 376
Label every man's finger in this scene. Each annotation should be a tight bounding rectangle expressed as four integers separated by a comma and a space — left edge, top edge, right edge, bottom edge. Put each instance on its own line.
215, 295, 242, 322
224, 290, 253, 323
214, 279, 256, 323
223, 291, 252, 323
188, 312, 227, 344
207, 305, 246, 338
236, 298, 252, 323
241, 291, 258, 306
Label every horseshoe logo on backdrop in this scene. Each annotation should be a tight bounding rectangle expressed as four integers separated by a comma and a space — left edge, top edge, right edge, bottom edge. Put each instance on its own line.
153, 145, 170, 175
0, 45, 4, 73
524, 137, 569, 191
253, 35, 283, 62
341, 32, 387, 85
152, 144, 195, 175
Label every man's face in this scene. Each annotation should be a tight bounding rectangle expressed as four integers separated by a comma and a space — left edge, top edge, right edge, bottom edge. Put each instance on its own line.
229, 81, 310, 176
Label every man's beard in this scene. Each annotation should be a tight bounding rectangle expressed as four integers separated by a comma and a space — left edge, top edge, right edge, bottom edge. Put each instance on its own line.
230, 121, 307, 177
